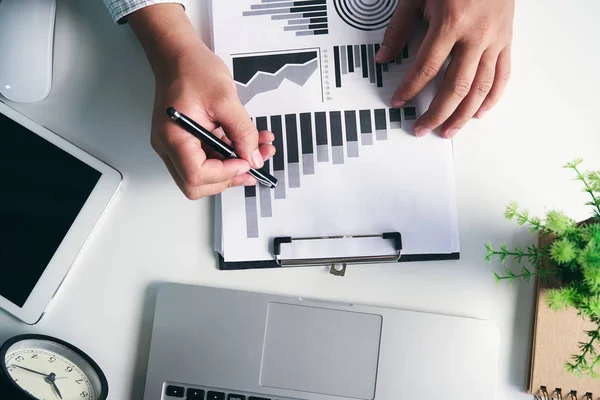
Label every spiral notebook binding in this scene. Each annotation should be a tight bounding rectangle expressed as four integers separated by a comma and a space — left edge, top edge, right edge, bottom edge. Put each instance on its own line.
534, 386, 594, 400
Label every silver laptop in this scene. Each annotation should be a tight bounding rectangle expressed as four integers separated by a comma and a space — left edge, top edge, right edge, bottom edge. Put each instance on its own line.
142, 283, 499, 400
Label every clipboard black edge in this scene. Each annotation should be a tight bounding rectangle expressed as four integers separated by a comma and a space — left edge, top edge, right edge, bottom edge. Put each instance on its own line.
217, 252, 460, 270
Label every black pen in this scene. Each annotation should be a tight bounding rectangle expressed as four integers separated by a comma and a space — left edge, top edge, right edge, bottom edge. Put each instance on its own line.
166, 107, 277, 189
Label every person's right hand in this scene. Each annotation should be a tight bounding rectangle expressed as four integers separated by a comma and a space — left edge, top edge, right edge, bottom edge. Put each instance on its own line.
129, 4, 275, 200
150, 40, 276, 200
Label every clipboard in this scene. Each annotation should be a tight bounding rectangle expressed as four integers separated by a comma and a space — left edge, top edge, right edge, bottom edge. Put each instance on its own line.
217, 231, 460, 276
210, 1, 460, 277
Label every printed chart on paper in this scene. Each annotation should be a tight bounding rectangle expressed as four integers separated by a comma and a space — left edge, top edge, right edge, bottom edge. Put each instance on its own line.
212, 0, 461, 263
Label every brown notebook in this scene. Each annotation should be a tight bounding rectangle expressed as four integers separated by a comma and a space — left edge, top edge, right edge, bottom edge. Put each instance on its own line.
527, 275, 600, 399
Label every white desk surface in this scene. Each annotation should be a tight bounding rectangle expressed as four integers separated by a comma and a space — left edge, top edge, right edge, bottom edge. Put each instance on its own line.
1, 1, 600, 399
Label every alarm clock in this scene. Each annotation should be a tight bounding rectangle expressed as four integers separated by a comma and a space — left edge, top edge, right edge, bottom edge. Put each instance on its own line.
0, 334, 108, 399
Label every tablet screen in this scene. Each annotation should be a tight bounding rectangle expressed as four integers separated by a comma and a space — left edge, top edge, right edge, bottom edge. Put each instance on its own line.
0, 113, 102, 307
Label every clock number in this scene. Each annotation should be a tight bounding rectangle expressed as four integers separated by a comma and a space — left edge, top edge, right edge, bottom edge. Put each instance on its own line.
49, 356, 56, 363
15, 356, 24, 362
31, 354, 38, 359
80, 391, 89, 397
66, 366, 73, 372
76, 379, 84, 384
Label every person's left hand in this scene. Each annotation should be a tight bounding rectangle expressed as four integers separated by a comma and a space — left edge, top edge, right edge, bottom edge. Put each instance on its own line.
375, 0, 515, 139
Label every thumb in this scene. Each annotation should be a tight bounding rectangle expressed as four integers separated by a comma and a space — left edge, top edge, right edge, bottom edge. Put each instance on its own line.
212, 96, 264, 169
375, 0, 420, 63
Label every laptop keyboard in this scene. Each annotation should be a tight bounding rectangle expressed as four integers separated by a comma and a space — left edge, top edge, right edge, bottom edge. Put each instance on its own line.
164, 384, 273, 400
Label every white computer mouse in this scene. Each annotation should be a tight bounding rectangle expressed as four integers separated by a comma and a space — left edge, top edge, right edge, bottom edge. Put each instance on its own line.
0, 0, 56, 103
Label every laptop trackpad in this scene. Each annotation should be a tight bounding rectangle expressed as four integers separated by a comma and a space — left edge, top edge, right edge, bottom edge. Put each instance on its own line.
260, 303, 382, 399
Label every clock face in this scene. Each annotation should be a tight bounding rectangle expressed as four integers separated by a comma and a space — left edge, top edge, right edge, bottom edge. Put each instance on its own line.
2, 338, 104, 400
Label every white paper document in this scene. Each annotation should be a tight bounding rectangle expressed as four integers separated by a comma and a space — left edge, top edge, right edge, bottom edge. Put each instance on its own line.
211, 0, 460, 264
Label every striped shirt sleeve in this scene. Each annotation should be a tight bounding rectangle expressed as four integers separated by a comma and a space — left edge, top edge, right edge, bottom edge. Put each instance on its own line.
102, 0, 186, 24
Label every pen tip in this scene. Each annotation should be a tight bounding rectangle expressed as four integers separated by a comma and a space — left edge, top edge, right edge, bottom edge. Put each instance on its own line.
166, 107, 178, 120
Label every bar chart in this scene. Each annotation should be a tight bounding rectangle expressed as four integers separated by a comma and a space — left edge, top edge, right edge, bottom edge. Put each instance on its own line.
333, 43, 409, 88
244, 106, 417, 238
243, 0, 329, 37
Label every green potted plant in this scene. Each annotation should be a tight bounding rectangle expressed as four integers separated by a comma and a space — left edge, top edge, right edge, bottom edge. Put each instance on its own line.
485, 159, 600, 377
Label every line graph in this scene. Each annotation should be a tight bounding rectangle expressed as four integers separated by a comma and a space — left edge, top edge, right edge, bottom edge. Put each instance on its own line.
233, 49, 322, 105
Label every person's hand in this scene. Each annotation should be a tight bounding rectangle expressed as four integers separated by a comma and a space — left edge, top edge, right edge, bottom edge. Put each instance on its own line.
375, 0, 514, 138
129, 4, 275, 199
150, 42, 275, 199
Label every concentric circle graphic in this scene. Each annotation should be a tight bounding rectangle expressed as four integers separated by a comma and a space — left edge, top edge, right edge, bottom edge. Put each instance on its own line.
334, 0, 398, 31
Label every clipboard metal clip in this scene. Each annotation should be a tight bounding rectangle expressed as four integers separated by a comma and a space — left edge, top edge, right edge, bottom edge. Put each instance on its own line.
273, 232, 402, 277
